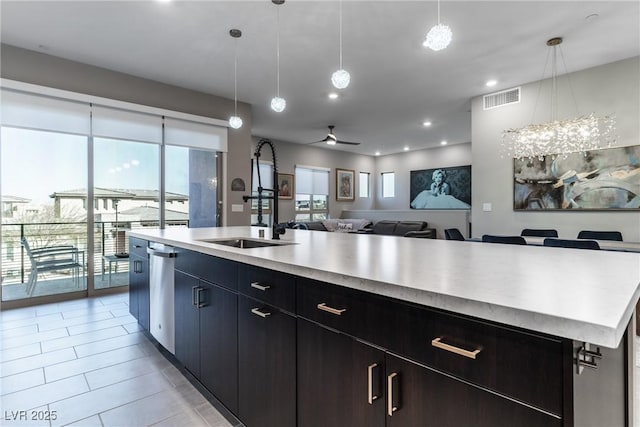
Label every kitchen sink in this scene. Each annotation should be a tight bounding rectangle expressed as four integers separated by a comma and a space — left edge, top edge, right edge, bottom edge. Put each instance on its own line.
198, 238, 295, 249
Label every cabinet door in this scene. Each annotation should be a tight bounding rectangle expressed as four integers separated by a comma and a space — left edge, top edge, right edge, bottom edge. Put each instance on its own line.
297, 318, 385, 427
238, 296, 296, 427
199, 281, 239, 414
129, 252, 149, 330
385, 354, 562, 427
174, 270, 200, 377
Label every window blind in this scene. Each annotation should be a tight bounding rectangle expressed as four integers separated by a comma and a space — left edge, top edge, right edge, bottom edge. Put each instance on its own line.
295, 167, 329, 195
164, 117, 228, 152
92, 105, 163, 144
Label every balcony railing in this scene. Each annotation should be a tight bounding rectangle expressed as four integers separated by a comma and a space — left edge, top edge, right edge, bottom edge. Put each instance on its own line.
1, 220, 187, 300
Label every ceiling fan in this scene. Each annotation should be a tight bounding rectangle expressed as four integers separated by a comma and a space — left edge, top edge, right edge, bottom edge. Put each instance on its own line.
309, 125, 360, 146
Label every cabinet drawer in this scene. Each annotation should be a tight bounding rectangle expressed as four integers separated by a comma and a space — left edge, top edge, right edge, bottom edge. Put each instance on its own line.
174, 248, 238, 291
390, 305, 565, 416
129, 237, 148, 257
297, 278, 391, 346
238, 265, 296, 313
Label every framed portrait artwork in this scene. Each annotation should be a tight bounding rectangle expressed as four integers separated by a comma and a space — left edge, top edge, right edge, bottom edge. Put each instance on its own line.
277, 173, 294, 200
336, 168, 355, 201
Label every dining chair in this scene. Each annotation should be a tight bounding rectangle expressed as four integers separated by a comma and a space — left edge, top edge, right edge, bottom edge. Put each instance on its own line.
444, 228, 465, 241
577, 230, 623, 241
481, 235, 527, 245
544, 238, 600, 250
21, 237, 84, 296
521, 228, 558, 238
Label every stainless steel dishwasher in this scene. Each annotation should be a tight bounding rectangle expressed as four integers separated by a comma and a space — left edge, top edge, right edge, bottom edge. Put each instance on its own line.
147, 243, 176, 354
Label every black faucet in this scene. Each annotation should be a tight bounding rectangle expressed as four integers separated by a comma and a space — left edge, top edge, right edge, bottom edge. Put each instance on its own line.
242, 138, 285, 240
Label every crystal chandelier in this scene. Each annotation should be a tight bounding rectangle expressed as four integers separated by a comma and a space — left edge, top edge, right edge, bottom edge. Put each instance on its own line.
423, 0, 452, 51
502, 37, 616, 160
270, 0, 286, 112
228, 29, 243, 129
331, 0, 350, 89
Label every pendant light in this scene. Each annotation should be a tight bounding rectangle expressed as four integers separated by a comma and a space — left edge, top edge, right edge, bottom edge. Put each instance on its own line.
228, 29, 243, 129
270, 0, 286, 112
423, 0, 452, 51
331, 0, 350, 89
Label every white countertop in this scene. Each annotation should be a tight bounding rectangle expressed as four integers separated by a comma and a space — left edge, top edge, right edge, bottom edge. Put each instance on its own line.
130, 226, 640, 348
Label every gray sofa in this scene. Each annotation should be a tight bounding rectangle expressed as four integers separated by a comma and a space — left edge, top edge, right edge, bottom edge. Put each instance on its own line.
293, 219, 436, 239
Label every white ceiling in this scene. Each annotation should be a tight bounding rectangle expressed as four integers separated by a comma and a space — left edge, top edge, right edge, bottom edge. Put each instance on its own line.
1, 1, 638, 156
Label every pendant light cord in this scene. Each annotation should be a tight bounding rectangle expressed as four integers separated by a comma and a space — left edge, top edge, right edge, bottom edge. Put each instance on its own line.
234, 38, 238, 115
339, 0, 343, 68
276, 5, 280, 96
437, 0, 441, 24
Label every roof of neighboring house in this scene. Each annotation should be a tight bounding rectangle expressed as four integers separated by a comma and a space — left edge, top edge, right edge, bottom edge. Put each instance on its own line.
1, 195, 32, 203
120, 205, 188, 222
50, 188, 188, 202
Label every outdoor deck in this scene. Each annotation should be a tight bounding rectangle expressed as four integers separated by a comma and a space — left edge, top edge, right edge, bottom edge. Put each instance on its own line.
1, 272, 128, 301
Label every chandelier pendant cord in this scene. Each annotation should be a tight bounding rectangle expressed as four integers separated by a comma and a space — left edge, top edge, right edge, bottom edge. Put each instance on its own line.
437, 0, 441, 24
529, 47, 552, 126
558, 45, 581, 118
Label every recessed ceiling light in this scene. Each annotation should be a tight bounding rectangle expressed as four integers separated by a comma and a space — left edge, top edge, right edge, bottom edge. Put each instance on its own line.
375, 151, 381, 156
403, 146, 409, 151
440, 140, 448, 145
423, 121, 432, 127
486, 79, 497, 87
328, 93, 339, 100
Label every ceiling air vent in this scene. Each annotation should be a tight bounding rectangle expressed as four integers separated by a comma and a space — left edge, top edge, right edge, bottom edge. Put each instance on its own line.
483, 87, 520, 110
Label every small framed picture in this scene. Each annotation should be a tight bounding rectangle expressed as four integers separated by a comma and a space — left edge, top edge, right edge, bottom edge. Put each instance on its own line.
336, 168, 355, 201
277, 173, 294, 200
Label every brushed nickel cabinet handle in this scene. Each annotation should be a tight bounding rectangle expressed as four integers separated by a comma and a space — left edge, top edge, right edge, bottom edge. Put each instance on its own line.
250, 282, 271, 291
367, 363, 379, 404
192, 286, 198, 306
317, 302, 347, 316
196, 288, 206, 308
251, 307, 272, 318
431, 337, 482, 359
387, 372, 398, 416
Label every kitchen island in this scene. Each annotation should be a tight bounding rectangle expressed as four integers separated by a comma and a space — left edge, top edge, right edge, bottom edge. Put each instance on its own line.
129, 226, 639, 427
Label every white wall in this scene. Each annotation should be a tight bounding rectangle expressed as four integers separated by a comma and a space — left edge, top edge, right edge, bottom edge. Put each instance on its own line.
251, 138, 376, 221
471, 56, 640, 240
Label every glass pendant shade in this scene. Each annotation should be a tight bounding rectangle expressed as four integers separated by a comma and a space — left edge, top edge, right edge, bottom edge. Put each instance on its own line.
423, 23, 452, 51
270, 96, 286, 112
331, 69, 350, 89
229, 116, 243, 129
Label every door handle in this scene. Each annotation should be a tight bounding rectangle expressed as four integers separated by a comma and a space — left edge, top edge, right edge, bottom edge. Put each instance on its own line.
367, 363, 380, 404
251, 307, 272, 318
387, 372, 398, 416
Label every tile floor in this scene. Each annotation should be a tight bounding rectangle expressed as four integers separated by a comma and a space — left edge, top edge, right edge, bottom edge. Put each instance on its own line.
0, 293, 236, 427
1, 294, 638, 426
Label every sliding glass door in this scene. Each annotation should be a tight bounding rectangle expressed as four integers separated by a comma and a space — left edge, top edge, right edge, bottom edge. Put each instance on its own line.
1, 127, 88, 301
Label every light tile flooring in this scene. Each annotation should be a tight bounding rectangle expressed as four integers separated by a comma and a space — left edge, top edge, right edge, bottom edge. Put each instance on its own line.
1, 294, 638, 427
0, 293, 236, 427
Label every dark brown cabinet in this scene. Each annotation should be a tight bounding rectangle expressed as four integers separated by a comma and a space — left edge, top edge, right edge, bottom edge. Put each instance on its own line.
238, 295, 296, 427
297, 318, 386, 427
174, 259, 239, 414
128, 237, 149, 330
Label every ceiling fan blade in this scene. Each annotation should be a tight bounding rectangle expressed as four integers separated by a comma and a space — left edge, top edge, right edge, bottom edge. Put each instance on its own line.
336, 140, 361, 145
307, 136, 330, 144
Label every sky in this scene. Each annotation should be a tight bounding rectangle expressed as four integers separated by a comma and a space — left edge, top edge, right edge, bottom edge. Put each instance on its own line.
1, 127, 190, 204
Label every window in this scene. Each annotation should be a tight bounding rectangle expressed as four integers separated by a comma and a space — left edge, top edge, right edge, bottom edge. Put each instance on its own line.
382, 172, 395, 198
295, 166, 329, 221
359, 172, 370, 198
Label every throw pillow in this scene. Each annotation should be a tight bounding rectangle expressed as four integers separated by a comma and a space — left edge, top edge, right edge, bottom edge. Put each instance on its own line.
336, 222, 353, 232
